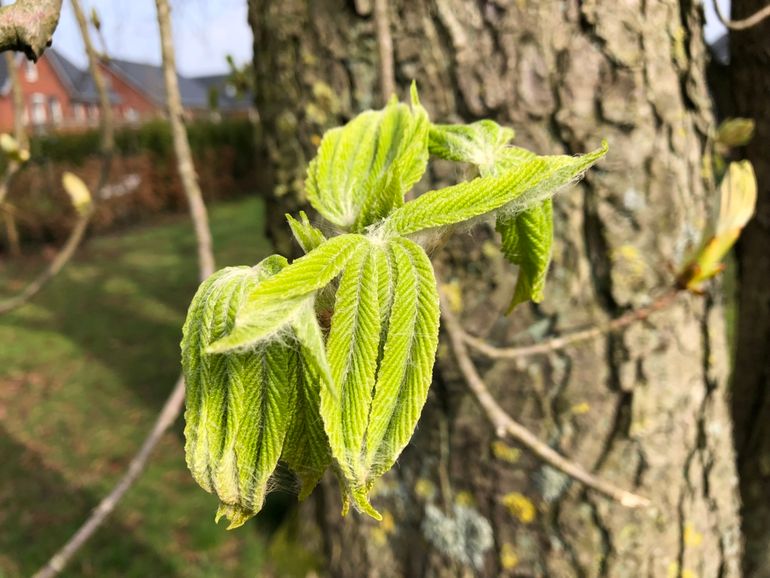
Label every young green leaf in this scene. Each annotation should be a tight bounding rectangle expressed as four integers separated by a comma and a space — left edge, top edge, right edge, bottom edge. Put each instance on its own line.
305, 93, 429, 231
496, 198, 554, 312
281, 303, 334, 498
181, 263, 295, 529
287, 210, 327, 253
208, 234, 366, 353
429, 119, 514, 170
320, 244, 382, 518
363, 237, 440, 486
384, 142, 607, 236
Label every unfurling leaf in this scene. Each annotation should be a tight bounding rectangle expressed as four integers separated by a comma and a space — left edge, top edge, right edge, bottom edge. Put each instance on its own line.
715, 118, 755, 149
208, 234, 366, 353
677, 160, 757, 291
181, 87, 608, 527
497, 199, 554, 312
305, 87, 429, 231
62, 172, 93, 215
182, 263, 295, 529
287, 210, 327, 253
384, 141, 607, 236
429, 119, 514, 170
0, 133, 29, 163
429, 122, 556, 308
363, 237, 439, 488
321, 244, 382, 518
281, 301, 333, 498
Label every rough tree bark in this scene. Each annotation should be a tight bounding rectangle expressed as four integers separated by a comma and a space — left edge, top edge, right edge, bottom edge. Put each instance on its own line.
730, 2, 770, 575
249, 1, 742, 576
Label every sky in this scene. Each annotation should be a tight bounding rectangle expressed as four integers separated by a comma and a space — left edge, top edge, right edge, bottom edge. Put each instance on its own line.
51, 0, 252, 77
47, 0, 729, 78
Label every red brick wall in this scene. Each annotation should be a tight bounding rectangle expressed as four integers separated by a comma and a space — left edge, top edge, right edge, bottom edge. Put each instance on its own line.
0, 56, 165, 134
0, 55, 76, 132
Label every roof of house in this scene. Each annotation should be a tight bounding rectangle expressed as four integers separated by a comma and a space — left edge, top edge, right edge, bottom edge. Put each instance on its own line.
0, 48, 121, 104
0, 48, 247, 114
47, 48, 121, 104
193, 74, 253, 112
105, 58, 210, 109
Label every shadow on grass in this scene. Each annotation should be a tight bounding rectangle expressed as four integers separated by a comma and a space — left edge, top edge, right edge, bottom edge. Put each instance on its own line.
0, 426, 178, 578
1, 196, 273, 411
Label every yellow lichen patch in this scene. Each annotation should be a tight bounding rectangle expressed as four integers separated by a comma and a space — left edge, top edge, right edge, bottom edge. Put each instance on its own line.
439, 281, 463, 313
684, 523, 704, 547
491, 440, 521, 463
481, 241, 499, 259
501, 492, 536, 523
500, 543, 519, 570
455, 491, 475, 507
569, 402, 591, 415
415, 478, 436, 499
611, 244, 647, 283
667, 562, 698, 578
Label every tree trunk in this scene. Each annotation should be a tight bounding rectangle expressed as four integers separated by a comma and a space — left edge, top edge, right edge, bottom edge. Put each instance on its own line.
249, 1, 743, 576
730, 3, 770, 575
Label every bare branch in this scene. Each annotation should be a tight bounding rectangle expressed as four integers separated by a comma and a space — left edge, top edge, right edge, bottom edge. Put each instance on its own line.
32, 376, 186, 578
462, 289, 680, 360
439, 288, 651, 508
373, 0, 395, 103
0, 0, 62, 61
713, 0, 770, 30
156, 0, 215, 281
70, 0, 113, 155
32, 2, 217, 575
0, 0, 116, 317
0, 43, 28, 207
0, 210, 90, 315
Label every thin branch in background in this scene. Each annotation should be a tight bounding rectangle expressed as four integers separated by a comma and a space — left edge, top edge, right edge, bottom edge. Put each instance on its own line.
373, 0, 395, 103
0, 212, 90, 315
32, 376, 186, 578
438, 289, 651, 508
32, 1, 217, 575
0, 0, 116, 317
155, 0, 214, 281
713, 0, 770, 30
0, 32, 26, 253
0, 0, 62, 60
71, 0, 114, 157
461, 288, 681, 360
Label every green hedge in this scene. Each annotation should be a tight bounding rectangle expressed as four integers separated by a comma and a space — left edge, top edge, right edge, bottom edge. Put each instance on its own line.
28, 118, 257, 177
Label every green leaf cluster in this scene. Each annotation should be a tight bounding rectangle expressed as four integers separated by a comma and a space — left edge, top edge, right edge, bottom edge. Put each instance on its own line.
181, 86, 607, 525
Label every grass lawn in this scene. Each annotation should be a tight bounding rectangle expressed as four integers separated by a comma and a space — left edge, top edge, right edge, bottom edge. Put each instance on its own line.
0, 196, 319, 578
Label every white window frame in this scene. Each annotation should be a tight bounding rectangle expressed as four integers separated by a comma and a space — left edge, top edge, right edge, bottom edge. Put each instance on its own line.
30, 93, 47, 125
25, 60, 38, 82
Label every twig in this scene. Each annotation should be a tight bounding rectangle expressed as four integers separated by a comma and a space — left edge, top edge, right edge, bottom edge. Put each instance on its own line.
461, 289, 680, 360
0, 34, 28, 216
32, 376, 186, 578
713, 0, 770, 30
71, 0, 113, 156
0, 0, 62, 61
156, 0, 214, 281
0, 210, 90, 315
32, 2, 217, 576
373, 0, 395, 103
0, 0, 115, 317
439, 289, 651, 508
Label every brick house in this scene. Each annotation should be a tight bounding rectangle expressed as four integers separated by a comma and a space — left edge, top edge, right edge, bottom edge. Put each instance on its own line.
0, 49, 252, 133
